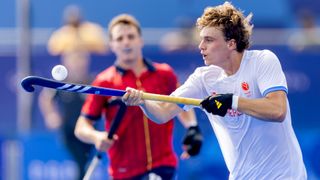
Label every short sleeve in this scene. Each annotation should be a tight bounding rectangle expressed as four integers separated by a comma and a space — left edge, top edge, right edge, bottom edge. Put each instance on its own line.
171, 67, 207, 110
163, 64, 179, 93
81, 78, 109, 120
256, 50, 288, 96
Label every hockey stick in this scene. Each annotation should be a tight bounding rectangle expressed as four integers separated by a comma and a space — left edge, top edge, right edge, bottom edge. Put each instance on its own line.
83, 99, 126, 180
21, 76, 202, 106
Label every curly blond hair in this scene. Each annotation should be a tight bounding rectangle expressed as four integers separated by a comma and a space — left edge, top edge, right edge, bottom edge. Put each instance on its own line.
107, 14, 141, 40
196, 2, 253, 52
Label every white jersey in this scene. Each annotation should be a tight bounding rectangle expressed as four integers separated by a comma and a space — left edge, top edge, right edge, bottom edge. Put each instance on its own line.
172, 50, 307, 179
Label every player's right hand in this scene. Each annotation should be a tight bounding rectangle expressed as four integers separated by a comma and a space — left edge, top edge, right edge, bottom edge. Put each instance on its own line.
201, 94, 233, 117
94, 131, 118, 151
122, 87, 145, 106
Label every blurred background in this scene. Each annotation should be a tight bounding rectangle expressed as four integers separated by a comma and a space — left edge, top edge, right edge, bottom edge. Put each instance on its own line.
0, 0, 320, 179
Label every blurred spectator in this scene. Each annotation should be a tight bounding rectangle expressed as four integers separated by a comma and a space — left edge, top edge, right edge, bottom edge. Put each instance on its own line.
38, 5, 107, 180
160, 17, 199, 52
47, 5, 108, 82
287, 9, 320, 52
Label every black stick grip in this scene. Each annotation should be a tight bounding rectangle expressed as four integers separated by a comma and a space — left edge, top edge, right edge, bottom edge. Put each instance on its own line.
107, 99, 127, 139
84, 99, 127, 180
95, 99, 126, 160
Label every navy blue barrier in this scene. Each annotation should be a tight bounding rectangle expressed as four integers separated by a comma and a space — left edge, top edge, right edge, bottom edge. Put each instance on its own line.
0, 132, 107, 180
0, 46, 319, 179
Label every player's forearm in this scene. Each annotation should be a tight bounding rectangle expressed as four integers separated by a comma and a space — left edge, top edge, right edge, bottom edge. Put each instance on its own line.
177, 109, 198, 128
38, 91, 62, 128
74, 117, 100, 144
201, 91, 287, 122
140, 101, 181, 124
237, 95, 287, 122
39, 100, 59, 121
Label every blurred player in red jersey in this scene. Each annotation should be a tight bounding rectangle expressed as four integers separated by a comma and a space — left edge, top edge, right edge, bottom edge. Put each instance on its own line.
74, 14, 203, 180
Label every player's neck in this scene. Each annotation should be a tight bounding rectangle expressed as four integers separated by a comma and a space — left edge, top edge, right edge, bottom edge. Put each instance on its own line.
116, 57, 146, 77
224, 51, 244, 76
131, 58, 147, 77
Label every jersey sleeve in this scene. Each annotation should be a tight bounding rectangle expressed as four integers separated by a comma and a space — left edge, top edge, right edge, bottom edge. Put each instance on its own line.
155, 63, 179, 94
171, 67, 207, 110
165, 65, 179, 93
256, 50, 288, 96
81, 77, 108, 121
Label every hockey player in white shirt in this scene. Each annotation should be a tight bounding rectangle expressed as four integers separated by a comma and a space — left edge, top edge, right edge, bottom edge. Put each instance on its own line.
122, 2, 307, 179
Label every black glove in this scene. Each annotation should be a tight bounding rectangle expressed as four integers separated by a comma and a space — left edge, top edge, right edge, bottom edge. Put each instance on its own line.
182, 125, 203, 156
200, 93, 233, 117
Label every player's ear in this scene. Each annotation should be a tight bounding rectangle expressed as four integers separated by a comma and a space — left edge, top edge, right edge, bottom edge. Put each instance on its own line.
227, 39, 236, 50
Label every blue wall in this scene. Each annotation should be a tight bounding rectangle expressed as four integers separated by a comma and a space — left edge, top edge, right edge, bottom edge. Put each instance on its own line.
1, 0, 296, 28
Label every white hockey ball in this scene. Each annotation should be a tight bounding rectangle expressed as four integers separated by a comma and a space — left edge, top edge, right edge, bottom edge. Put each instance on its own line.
51, 65, 68, 81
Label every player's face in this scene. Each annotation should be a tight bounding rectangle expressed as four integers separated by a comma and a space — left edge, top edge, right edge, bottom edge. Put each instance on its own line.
198, 26, 233, 67
110, 24, 144, 66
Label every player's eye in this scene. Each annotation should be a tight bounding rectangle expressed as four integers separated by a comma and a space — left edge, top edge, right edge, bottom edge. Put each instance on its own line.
116, 36, 123, 42
128, 34, 136, 40
204, 37, 214, 43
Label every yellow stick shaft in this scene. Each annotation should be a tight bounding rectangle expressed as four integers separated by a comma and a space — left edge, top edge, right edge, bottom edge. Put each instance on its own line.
142, 92, 201, 106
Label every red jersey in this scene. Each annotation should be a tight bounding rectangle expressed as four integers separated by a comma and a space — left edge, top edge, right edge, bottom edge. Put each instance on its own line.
81, 59, 179, 179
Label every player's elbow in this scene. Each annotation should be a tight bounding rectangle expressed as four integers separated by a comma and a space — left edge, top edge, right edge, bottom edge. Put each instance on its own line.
148, 115, 171, 124
142, 102, 176, 124
74, 125, 88, 142
74, 118, 84, 139
275, 112, 286, 122
74, 125, 81, 139
156, 118, 171, 124
271, 108, 286, 122
152, 111, 176, 124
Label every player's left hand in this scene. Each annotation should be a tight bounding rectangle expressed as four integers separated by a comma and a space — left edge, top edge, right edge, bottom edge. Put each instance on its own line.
122, 87, 144, 106
181, 125, 203, 159
201, 94, 233, 117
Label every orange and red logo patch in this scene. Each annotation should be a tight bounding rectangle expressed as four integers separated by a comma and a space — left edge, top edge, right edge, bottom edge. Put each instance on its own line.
241, 82, 249, 91
241, 82, 252, 97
